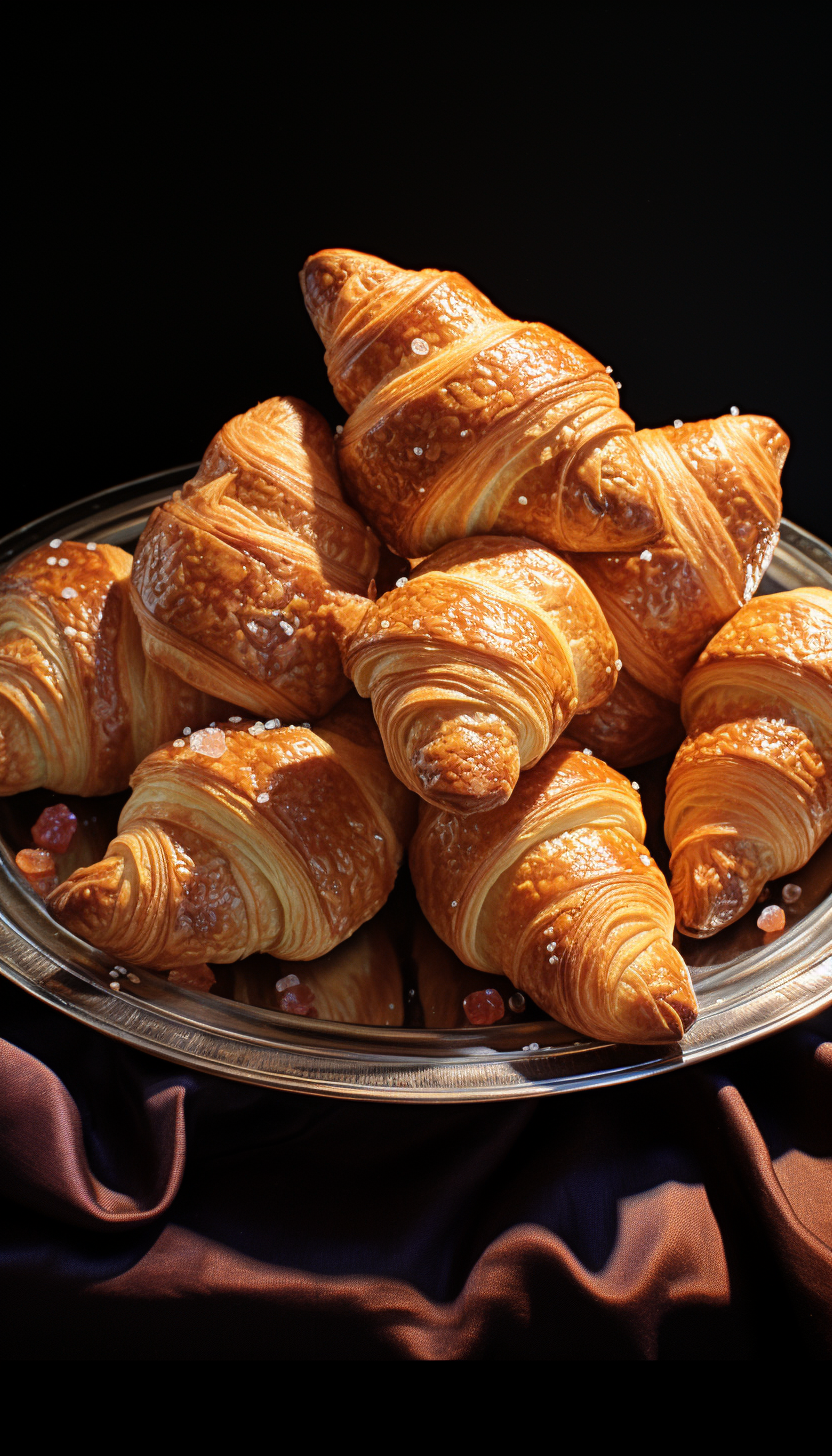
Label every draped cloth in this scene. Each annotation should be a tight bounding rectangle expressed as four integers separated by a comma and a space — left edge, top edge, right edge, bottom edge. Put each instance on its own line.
0, 973, 829, 1360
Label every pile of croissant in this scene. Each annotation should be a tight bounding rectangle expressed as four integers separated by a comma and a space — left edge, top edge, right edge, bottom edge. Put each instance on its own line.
2, 250, 830, 1046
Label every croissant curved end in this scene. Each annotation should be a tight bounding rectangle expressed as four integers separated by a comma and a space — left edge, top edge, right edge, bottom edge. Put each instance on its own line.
47, 858, 125, 949
406, 712, 521, 814
669, 835, 761, 938
613, 940, 698, 1042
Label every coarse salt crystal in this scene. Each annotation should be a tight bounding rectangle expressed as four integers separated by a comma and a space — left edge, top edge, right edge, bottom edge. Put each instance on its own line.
730, 405, 739, 415
380, 619, 390, 628
757, 904, 786, 933
86, 541, 97, 550
256, 792, 269, 804
460, 429, 469, 437
47, 556, 57, 565
182, 727, 191, 736
640, 549, 653, 561
190, 727, 227, 757
109, 981, 120, 991
631, 781, 640, 791
411, 337, 429, 355
279, 621, 294, 635
396, 577, 408, 588
615, 381, 622, 390
229, 715, 242, 723
640, 854, 651, 865
605, 365, 613, 373
582, 747, 593, 755
276, 974, 300, 993
615, 658, 622, 670
61, 587, 77, 599
782, 883, 802, 904
264, 719, 279, 729
673, 419, 683, 428
413, 446, 423, 456
412, 619, 420, 628
58, 558, 69, 567
523, 1043, 539, 1052
518, 495, 528, 505
605, 665, 611, 673
173, 738, 186, 747
50, 539, 62, 548
335, 424, 343, 434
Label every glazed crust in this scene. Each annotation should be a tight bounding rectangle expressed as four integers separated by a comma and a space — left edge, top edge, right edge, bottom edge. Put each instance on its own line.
0, 541, 221, 796
131, 396, 379, 721
410, 739, 697, 1044
566, 415, 786, 763
344, 535, 618, 812
301, 249, 665, 557
48, 696, 416, 968
665, 588, 832, 937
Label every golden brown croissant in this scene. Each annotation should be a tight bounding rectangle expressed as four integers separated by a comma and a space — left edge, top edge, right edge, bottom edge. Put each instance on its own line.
665, 587, 832, 937
344, 535, 618, 812
301, 248, 666, 557
131, 396, 379, 721
567, 414, 787, 765
0, 541, 221, 796
48, 696, 416, 967
410, 739, 697, 1043
226, 919, 404, 1025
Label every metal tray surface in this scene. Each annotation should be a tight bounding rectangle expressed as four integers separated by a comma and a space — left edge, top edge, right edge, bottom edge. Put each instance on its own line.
0, 470, 830, 1101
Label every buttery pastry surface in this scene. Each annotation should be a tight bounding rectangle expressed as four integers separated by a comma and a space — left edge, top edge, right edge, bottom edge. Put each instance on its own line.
131, 396, 379, 721
410, 739, 697, 1044
567, 414, 786, 765
345, 534, 618, 812
48, 696, 416, 967
0, 541, 221, 796
301, 248, 665, 557
665, 587, 832, 936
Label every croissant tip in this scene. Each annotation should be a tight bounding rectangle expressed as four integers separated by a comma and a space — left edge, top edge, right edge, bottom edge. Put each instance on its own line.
406, 714, 520, 814
670, 840, 760, 939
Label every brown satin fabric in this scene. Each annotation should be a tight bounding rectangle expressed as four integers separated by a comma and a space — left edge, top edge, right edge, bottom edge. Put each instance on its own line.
0, 973, 829, 1360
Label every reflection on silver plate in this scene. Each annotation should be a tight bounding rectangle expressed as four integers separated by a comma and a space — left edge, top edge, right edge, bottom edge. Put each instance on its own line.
1, 471, 830, 1101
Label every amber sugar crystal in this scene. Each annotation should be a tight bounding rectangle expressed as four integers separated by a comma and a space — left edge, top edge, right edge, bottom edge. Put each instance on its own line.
16, 847, 58, 896
31, 803, 78, 854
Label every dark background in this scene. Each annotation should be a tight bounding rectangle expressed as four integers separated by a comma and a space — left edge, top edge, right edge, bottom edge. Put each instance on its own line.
8, 19, 827, 542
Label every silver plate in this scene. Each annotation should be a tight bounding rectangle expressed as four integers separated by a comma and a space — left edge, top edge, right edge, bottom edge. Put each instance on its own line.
1, 471, 830, 1101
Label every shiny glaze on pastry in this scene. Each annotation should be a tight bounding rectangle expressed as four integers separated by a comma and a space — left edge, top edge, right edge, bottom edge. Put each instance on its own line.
49, 696, 416, 967
301, 248, 665, 557
345, 535, 617, 812
132, 396, 379, 721
666, 587, 832, 936
567, 414, 786, 765
0, 541, 221, 796
411, 739, 696, 1043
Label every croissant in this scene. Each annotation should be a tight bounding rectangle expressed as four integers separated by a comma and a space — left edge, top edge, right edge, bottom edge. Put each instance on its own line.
48, 696, 416, 967
665, 587, 832, 937
226, 919, 404, 1025
301, 248, 666, 557
410, 739, 697, 1043
131, 396, 379, 721
567, 414, 787, 765
0, 541, 221, 796
344, 535, 618, 812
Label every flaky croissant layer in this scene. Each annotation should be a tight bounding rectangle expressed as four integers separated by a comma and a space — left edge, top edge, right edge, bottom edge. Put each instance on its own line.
566, 413, 786, 766
0, 541, 221, 796
48, 696, 416, 967
132, 396, 379, 721
344, 535, 618, 813
301, 248, 666, 557
410, 740, 697, 1044
665, 587, 832, 936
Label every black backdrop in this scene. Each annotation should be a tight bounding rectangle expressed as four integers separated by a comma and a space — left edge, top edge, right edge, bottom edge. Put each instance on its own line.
7, 16, 827, 546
